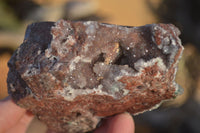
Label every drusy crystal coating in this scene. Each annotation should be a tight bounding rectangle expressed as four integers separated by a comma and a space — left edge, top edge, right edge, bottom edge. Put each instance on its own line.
7, 20, 184, 133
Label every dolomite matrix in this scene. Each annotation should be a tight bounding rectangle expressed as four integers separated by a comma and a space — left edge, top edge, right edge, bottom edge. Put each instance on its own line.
7, 20, 184, 133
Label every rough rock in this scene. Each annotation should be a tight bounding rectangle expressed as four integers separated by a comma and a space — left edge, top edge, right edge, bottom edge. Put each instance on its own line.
7, 20, 184, 133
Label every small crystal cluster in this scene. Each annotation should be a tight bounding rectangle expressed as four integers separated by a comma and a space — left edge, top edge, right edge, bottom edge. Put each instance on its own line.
7, 20, 183, 133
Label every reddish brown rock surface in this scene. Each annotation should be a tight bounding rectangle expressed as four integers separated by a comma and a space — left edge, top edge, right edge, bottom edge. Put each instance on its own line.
7, 20, 184, 133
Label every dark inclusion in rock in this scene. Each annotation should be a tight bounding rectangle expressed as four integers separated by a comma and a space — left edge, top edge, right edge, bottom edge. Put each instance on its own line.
7, 20, 184, 133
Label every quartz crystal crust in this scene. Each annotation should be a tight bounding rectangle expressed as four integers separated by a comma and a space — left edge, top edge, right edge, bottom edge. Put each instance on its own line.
7, 20, 184, 133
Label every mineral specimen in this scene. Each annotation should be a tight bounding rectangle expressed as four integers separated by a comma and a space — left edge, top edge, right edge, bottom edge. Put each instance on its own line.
7, 20, 184, 133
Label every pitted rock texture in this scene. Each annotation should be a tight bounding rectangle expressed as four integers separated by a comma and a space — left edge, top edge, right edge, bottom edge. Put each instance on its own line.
7, 20, 184, 133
